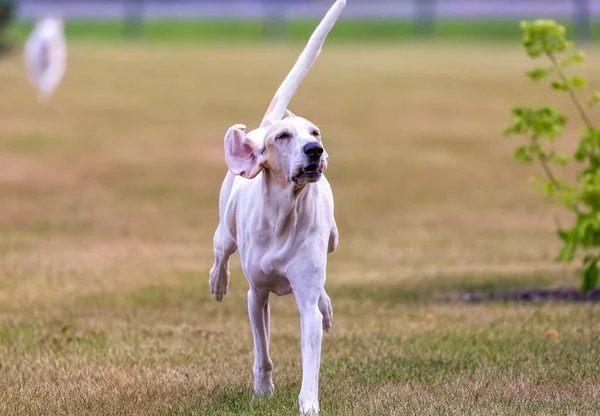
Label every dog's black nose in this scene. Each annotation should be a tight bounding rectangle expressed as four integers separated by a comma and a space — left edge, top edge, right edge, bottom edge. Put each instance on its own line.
303, 142, 324, 160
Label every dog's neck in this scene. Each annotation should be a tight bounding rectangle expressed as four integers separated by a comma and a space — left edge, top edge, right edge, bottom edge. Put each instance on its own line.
257, 169, 319, 275
260, 169, 315, 214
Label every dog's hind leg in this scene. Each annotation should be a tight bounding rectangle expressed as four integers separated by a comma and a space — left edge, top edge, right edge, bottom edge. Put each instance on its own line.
248, 287, 274, 397
264, 296, 271, 345
209, 222, 236, 301
318, 289, 333, 333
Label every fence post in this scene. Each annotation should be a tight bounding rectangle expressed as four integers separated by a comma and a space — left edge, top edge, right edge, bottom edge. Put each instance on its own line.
124, 0, 145, 39
573, 0, 591, 43
414, 0, 437, 38
263, 0, 287, 41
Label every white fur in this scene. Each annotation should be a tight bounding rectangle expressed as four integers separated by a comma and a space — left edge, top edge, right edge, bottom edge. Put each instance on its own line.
209, 1, 345, 415
24, 15, 67, 102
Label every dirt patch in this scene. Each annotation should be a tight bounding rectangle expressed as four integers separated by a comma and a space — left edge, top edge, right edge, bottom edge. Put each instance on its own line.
454, 287, 600, 303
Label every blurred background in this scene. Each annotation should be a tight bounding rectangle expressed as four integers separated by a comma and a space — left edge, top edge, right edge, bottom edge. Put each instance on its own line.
1, 1, 600, 415
2, 0, 600, 44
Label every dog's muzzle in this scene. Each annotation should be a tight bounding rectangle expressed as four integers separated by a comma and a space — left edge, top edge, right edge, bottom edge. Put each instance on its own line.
293, 163, 323, 183
293, 142, 325, 184
303, 142, 324, 160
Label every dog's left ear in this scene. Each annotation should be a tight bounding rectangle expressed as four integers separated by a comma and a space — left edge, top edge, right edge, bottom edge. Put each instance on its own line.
224, 124, 267, 179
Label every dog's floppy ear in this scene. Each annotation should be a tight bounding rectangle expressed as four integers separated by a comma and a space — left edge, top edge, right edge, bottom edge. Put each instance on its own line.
224, 124, 267, 179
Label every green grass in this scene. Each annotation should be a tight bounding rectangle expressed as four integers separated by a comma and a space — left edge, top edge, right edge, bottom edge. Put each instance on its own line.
3, 275, 598, 415
2, 133, 64, 154
1, 43, 600, 415
7, 19, 600, 44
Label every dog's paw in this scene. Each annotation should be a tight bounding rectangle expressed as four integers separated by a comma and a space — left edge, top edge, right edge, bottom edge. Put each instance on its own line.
299, 401, 320, 416
208, 265, 229, 302
252, 382, 274, 399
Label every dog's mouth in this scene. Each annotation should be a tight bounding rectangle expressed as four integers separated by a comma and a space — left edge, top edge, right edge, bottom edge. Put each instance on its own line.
292, 163, 323, 184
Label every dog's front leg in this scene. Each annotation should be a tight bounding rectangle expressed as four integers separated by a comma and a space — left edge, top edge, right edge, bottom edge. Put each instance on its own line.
293, 284, 324, 415
248, 286, 274, 397
209, 170, 239, 301
209, 222, 236, 301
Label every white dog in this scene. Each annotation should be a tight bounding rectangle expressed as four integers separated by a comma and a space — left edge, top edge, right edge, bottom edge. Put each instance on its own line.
209, 1, 346, 414
24, 15, 66, 102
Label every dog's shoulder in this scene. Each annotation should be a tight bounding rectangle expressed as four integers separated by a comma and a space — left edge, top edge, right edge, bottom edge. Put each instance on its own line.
225, 172, 262, 215
315, 175, 335, 209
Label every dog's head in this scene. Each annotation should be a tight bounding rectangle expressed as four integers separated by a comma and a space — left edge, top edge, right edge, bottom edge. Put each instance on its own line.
222, 0, 345, 186
35, 15, 64, 38
224, 113, 328, 186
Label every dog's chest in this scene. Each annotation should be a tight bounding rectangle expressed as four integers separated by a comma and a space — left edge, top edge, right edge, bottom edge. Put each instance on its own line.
243, 225, 306, 275
238, 213, 324, 280
233, 181, 331, 284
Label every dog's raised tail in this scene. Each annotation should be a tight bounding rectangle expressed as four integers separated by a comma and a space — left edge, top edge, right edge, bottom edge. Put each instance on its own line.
260, 0, 346, 127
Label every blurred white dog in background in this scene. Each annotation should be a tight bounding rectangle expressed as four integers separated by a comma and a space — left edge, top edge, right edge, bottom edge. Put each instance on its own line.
25, 15, 66, 102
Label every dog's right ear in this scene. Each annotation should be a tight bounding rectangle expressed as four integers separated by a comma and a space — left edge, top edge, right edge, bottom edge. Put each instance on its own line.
224, 124, 267, 179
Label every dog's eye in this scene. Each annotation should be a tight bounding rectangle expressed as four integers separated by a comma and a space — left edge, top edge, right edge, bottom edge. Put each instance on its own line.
276, 132, 291, 140
311, 130, 320, 137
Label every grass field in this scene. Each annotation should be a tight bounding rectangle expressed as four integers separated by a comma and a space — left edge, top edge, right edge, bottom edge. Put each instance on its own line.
1, 40, 600, 415
7, 19, 600, 43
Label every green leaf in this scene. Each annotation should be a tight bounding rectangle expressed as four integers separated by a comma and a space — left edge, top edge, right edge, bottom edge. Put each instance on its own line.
511, 107, 528, 117
561, 188, 580, 210
579, 173, 600, 210
559, 51, 585, 67
553, 153, 569, 165
580, 262, 599, 292
555, 239, 577, 262
519, 21, 531, 31
575, 127, 600, 164
583, 254, 598, 265
551, 81, 569, 91
529, 142, 544, 157
503, 121, 525, 136
520, 19, 572, 57
540, 180, 555, 198
513, 146, 533, 162
577, 217, 593, 241
526, 67, 553, 81
563, 40, 575, 51
506, 106, 567, 141
588, 91, 600, 107
556, 228, 571, 242
575, 147, 587, 162
570, 76, 587, 89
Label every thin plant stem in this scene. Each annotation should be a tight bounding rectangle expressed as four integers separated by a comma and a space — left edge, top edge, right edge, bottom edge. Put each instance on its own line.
546, 51, 599, 161
546, 51, 594, 129
537, 153, 562, 191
